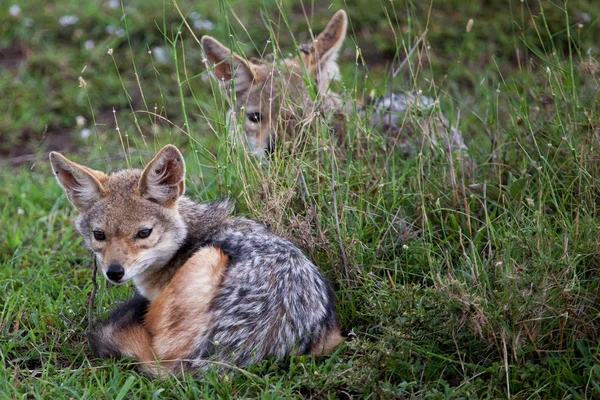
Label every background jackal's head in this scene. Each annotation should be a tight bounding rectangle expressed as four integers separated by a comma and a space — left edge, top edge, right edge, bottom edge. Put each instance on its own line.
49, 145, 188, 286
201, 10, 347, 155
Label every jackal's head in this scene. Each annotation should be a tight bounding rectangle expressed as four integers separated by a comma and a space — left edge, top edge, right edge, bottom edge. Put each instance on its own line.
50, 145, 188, 285
201, 10, 347, 154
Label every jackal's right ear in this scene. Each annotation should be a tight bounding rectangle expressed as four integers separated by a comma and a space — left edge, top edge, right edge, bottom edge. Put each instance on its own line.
300, 10, 348, 91
49, 152, 108, 212
201, 36, 256, 94
138, 145, 186, 208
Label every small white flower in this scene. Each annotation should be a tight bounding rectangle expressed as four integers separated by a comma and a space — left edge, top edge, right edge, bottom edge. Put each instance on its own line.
108, 0, 120, 10
107, 48, 113, 55
17, 207, 24, 215
76, 116, 86, 127
84, 40, 95, 51
580, 13, 591, 24
193, 19, 214, 31
151, 46, 170, 65
9, 5, 21, 17
81, 129, 92, 139
466, 18, 474, 33
526, 198, 534, 207
59, 15, 79, 27
402, 244, 409, 250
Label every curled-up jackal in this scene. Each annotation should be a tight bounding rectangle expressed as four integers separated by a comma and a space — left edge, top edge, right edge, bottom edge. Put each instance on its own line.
50, 145, 343, 376
201, 10, 466, 158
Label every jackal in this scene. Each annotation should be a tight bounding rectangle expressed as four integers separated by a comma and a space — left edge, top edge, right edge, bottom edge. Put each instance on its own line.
201, 10, 466, 158
49, 145, 343, 376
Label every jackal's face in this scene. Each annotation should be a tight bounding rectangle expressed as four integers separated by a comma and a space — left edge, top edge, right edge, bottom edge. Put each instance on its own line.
201, 10, 347, 154
50, 145, 188, 285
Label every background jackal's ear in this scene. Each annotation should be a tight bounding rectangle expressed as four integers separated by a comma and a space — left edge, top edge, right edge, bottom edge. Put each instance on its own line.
300, 10, 348, 91
138, 145, 186, 208
201, 36, 256, 94
49, 153, 108, 212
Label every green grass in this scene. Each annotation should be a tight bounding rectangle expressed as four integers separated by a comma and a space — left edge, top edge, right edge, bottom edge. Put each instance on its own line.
2, 0, 600, 398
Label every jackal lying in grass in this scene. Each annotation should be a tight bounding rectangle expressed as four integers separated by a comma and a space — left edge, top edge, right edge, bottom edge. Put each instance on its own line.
49, 145, 342, 377
201, 10, 466, 158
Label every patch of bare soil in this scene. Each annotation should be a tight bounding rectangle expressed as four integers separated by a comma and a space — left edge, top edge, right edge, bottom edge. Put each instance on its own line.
0, 127, 78, 166
0, 42, 31, 73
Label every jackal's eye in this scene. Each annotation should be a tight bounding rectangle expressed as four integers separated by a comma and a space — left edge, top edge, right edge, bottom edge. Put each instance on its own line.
93, 230, 106, 241
247, 112, 262, 123
136, 228, 152, 239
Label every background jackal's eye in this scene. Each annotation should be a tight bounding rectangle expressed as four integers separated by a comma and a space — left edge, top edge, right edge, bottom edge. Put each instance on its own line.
93, 230, 106, 241
136, 228, 152, 239
247, 112, 262, 123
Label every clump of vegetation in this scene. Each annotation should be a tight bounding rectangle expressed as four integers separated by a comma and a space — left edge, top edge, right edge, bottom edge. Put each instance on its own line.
1, 0, 600, 398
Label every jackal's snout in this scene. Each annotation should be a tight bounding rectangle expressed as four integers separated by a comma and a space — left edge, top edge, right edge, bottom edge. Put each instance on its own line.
106, 264, 125, 283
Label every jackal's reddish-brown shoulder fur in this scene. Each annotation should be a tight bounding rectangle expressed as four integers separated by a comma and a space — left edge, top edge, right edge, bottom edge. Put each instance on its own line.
50, 144, 343, 377
145, 247, 228, 365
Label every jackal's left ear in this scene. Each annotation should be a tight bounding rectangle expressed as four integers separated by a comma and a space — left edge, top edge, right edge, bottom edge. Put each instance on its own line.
138, 145, 186, 208
201, 36, 256, 95
300, 10, 348, 90
49, 152, 108, 212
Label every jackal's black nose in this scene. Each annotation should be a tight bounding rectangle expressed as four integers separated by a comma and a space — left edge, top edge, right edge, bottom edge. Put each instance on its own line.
106, 265, 125, 282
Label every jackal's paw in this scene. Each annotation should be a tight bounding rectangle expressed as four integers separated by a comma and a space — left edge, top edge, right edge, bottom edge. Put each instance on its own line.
138, 361, 180, 379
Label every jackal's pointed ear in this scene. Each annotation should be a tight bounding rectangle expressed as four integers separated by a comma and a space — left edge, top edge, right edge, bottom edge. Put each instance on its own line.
49, 152, 108, 212
300, 10, 348, 90
201, 36, 256, 94
138, 145, 186, 208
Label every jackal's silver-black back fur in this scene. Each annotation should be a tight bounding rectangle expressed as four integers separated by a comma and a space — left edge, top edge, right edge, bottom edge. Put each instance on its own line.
367, 93, 466, 158
181, 199, 339, 366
